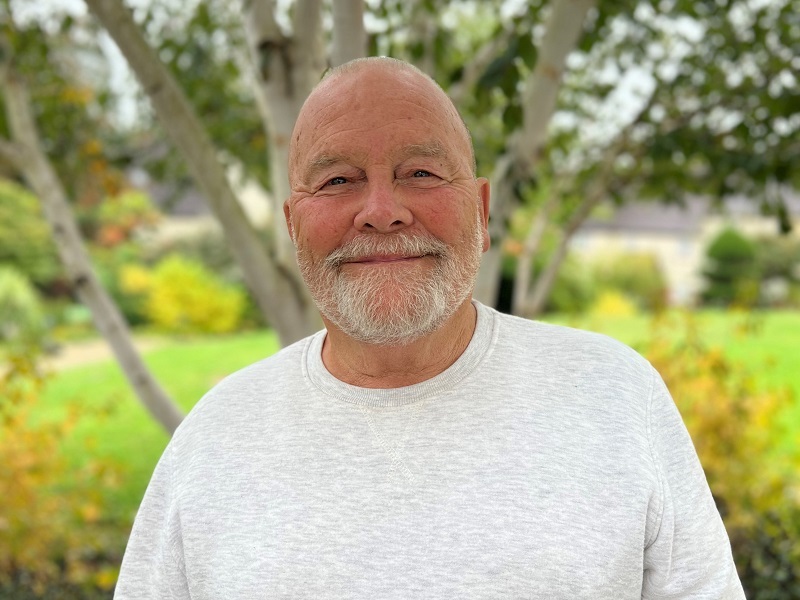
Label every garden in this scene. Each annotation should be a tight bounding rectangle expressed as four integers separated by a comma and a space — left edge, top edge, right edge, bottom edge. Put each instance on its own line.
2, 174, 800, 597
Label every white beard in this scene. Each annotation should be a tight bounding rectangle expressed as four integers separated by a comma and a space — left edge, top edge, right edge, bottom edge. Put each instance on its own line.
296, 219, 484, 346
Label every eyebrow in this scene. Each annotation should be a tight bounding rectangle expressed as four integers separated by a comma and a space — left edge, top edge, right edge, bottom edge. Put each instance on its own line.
301, 141, 452, 186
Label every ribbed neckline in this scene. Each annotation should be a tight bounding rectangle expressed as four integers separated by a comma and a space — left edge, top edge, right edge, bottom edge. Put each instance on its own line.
302, 301, 498, 408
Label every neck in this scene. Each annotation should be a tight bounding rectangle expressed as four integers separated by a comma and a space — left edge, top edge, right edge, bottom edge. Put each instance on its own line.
321, 300, 477, 389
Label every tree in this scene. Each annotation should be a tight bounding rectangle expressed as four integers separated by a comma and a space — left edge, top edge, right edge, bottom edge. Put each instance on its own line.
13, 0, 800, 354
497, 0, 799, 316
0, 26, 184, 434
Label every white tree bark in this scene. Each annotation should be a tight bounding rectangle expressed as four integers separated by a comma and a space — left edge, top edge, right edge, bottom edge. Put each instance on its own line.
331, 0, 366, 67
85, 0, 318, 346
515, 91, 658, 317
240, 0, 365, 333
511, 192, 559, 315
1, 67, 184, 435
241, 0, 324, 270
474, 0, 596, 306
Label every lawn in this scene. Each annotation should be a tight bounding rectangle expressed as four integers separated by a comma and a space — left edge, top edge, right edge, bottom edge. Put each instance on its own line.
38, 309, 799, 528
38, 330, 280, 525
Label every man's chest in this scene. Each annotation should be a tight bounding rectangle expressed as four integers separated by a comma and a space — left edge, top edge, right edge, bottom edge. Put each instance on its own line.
177, 435, 654, 600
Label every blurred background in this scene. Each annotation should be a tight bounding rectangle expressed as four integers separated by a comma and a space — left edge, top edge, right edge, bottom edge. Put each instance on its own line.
0, 0, 798, 597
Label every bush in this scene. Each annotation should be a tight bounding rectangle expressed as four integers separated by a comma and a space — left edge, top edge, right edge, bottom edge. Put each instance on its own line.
701, 227, 759, 307
754, 236, 800, 308
0, 179, 61, 291
78, 190, 160, 248
643, 312, 800, 595
591, 252, 668, 312
0, 267, 47, 346
119, 254, 246, 334
0, 345, 122, 595
588, 289, 638, 316
91, 243, 149, 326
545, 255, 597, 314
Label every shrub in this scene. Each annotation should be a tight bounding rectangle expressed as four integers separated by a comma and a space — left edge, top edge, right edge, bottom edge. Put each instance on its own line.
0, 179, 61, 291
642, 312, 800, 595
545, 255, 597, 314
588, 289, 638, 316
91, 243, 149, 326
754, 236, 800, 308
120, 254, 246, 334
701, 227, 759, 307
591, 252, 668, 312
0, 267, 47, 346
79, 190, 160, 248
0, 345, 122, 595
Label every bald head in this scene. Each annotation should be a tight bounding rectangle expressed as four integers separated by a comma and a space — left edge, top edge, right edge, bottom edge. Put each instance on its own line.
289, 57, 476, 185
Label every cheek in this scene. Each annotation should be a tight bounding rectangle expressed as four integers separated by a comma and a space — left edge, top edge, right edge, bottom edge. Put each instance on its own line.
293, 207, 352, 255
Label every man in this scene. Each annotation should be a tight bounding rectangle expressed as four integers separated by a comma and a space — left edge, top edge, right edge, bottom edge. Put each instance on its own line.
115, 57, 745, 599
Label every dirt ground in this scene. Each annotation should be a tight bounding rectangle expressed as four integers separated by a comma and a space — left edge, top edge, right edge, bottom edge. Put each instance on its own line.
42, 336, 164, 372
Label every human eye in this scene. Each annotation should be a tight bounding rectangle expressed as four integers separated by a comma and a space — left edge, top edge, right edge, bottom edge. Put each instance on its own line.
325, 176, 348, 186
413, 170, 433, 178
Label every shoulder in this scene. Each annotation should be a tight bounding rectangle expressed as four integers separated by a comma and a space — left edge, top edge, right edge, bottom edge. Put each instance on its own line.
170, 331, 321, 445
489, 306, 650, 370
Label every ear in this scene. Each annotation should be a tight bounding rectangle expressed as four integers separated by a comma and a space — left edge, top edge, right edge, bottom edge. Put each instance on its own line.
476, 177, 491, 252
283, 200, 295, 243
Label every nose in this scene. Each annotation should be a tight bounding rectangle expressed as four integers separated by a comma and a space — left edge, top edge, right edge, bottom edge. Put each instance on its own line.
353, 180, 413, 233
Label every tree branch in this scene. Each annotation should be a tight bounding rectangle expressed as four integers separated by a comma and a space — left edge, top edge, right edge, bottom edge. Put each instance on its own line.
0, 137, 26, 171
331, 0, 366, 67
85, 0, 318, 344
515, 0, 596, 167
1, 64, 184, 433
292, 0, 324, 85
448, 28, 514, 106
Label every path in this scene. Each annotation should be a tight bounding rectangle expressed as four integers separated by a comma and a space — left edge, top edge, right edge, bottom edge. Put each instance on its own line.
42, 336, 165, 372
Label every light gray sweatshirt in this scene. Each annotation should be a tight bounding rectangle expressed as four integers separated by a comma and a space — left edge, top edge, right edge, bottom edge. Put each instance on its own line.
115, 302, 745, 599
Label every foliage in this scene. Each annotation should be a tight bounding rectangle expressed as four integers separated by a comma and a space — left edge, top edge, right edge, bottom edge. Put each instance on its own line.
79, 189, 160, 248
754, 235, 800, 308
643, 312, 800, 594
90, 242, 149, 326
591, 252, 668, 312
733, 509, 800, 599
0, 179, 61, 290
701, 227, 759, 307
589, 289, 639, 317
0, 15, 126, 207
0, 266, 47, 346
119, 254, 246, 333
545, 254, 596, 314
0, 344, 122, 595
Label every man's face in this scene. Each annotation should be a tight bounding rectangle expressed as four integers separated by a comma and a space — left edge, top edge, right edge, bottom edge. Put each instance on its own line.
285, 66, 490, 345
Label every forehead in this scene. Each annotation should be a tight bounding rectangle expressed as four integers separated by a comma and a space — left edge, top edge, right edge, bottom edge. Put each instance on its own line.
290, 68, 470, 179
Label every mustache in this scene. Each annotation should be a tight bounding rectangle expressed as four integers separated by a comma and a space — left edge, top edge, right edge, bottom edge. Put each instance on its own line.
324, 234, 448, 268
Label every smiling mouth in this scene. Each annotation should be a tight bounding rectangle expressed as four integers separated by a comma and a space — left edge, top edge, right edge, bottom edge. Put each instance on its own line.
344, 254, 429, 265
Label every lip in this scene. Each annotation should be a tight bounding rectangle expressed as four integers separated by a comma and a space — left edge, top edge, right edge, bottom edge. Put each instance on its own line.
345, 254, 425, 264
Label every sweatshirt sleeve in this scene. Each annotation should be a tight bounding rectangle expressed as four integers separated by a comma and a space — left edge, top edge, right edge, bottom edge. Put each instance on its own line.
642, 367, 746, 599
114, 442, 190, 600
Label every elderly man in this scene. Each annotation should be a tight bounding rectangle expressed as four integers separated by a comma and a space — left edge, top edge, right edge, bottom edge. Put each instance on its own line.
115, 57, 744, 599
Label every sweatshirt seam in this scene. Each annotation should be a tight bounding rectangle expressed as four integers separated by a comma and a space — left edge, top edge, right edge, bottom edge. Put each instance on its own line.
164, 442, 188, 582
644, 366, 666, 550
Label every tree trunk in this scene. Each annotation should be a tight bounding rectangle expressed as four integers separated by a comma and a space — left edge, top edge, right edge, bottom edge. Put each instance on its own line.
474, 0, 596, 307
474, 155, 517, 305
1, 68, 184, 435
524, 191, 603, 317
511, 194, 558, 316
85, 0, 318, 346
239, 0, 328, 336
331, 0, 367, 67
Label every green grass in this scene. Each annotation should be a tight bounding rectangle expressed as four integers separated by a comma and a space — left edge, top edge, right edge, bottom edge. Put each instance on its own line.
36, 309, 800, 526
540, 309, 800, 458
38, 330, 280, 524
